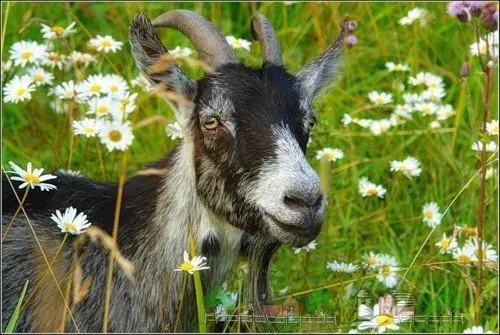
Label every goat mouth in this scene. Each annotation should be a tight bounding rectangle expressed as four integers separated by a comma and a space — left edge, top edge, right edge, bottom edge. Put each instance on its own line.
263, 211, 320, 246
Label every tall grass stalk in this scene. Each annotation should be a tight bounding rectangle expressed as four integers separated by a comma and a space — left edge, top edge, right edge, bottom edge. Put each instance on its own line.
4, 280, 29, 334
2, 187, 29, 243
188, 222, 207, 333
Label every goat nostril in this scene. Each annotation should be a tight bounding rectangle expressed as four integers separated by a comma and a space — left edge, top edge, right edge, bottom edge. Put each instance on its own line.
284, 192, 323, 210
284, 195, 309, 209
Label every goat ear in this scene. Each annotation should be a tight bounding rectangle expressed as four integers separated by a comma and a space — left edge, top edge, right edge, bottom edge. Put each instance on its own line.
129, 13, 197, 103
295, 24, 346, 103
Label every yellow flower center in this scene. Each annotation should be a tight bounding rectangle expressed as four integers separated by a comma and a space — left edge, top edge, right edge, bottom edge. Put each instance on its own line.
422, 106, 431, 114
368, 257, 377, 265
324, 152, 336, 160
429, 82, 439, 89
90, 84, 102, 92
87, 42, 97, 51
440, 239, 450, 248
101, 40, 112, 47
108, 130, 122, 142
97, 105, 108, 114
382, 265, 392, 276
66, 89, 75, 98
34, 74, 44, 82
353, 118, 360, 124
180, 262, 195, 271
480, 43, 488, 54
399, 163, 408, 171
367, 188, 379, 196
121, 97, 130, 104
49, 54, 60, 61
375, 97, 385, 105
110, 85, 118, 92
458, 254, 471, 264
16, 88, 27, 96
24, 173, 40, 184
374, 313, 395, 326
21, 51, 33, 60
64, 223, 77, 233
83, 126, 94, 134
425, 210, 434, 219
232, 39, 242, 47
52, 26, 65, 34
465, 227, 477, 237
491, 125, 499, 134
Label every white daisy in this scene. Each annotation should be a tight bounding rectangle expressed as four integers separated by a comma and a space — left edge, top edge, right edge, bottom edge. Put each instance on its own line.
486, 119, 498, 136
50, 206, 91, 235
131, 74, 154, 92
73, 118, 103, 138
436, 104, 456, 121
398, 7, 429, 26
369, 119, 392, 136
356, 118, 373, 128
166, 122, 184, 140
341, 113, 353, 126
422, 202, 442, 228
51, 80, 87, 103
68, 51, 97, 68
362, 251, 382, 269
470, 31, 498, 59
93, 35, 123, 53
376, 254, 399, 288
435, 233, 458, 254
42, 52, 67, 71
390, 156, 422, 179
394, 104, 414, 120
368, 91, 393, 105
408, 72, 427, 86
385, 62, 409, 72
471, 141, 498, 152
40, 22, 77, 40
103, 74, 129, 95
326, 261, 359, 273
463, 325, 495, 334
465, 238, 499, 266
168, 46, 194, 59
403, 92, 422, 103
452, 245, 477, 266
456, 225, 478, 238
358, 312, 400, 333
3, 75, 36, 103
422, 87, 446, 101
174, 250, 210, 275
293, 240, 317, 254
225, 36, 252, 51
49, 99, 70, 114
9, 41, 48, 67
28, 67, 54, 86
415, 101, 439, 116
429, 121, 442, 129
78, 74, 106, 96
358, 177, 387, 199
485, 168, 497, 180
423, 73, 443, 89
315, 147, 344, 162
7, 161, 57, 191
98, 120, 134, 151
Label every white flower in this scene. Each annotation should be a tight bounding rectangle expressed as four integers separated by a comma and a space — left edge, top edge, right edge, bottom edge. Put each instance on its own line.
174, 250, 210, 275
408, 72, 427, 86
98, 120, 134, 151
463, 325, 494, 333
424, 73, 444, 89
376, 254, 399, 288
115, 91, 138, 106
79, 74, 106, 96
7, 161, 57, 191
225, 36, 252, 51
40, 22, 77, 40
390, 156, 422, 179
68, 51, 97, 67
316, 148, 344, 162
326, 261, 359, 273
415, 101, 439, 116
452, 245, 478, 266
435, 233, 458, 254
357, 118, 373, 128
278, 286, 290, 296
398, 7, 429, 26
49, 99, 70, 114
51, 80, 87, 103
131, 74, 154, 92
3, 75, 36, 103
87, 96, 120, 117
293, 240, 317, 254
485, 168, 497, 180
73, 118, 103, 138
168, 46, 194, 59
403, 92, 422, 104
358, 312, 400, 333
28, 67, 54, 86
369, 119, 392, 136
470, 31, 498, 59
394, 104, 414, 120
385, 62, 409, 72
465, 238, 499, 266
50, 207, 91, 235
422, 87, 446, 101
429, 121, 442, 129
363, 251, 382, 269
368, 91, 393, 105
42, 52, 67, 71
486, 119, 498, 136
166, 122, 184, 140
422, 202, 442, 228
104, 74, 129, 95
471, 141, 498, 152
9, 41, 48, 67
358, 177, 387, 198
437, 104, 455, 120
456, 225, 478, 238
93, 35, 123, 53
341, 113, 353, 126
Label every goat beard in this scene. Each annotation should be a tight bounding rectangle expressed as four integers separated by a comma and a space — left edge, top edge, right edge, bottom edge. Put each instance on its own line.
247, 232, 281, 331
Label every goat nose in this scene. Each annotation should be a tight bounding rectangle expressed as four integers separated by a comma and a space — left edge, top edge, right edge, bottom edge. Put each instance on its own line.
284, 188, 323, 211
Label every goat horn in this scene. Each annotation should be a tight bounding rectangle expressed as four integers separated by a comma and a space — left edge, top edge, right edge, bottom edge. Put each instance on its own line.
251, 13, 283, 66
152, 9, 238, 69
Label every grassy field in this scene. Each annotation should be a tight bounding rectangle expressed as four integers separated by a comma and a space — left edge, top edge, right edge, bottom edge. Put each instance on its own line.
2, 1, 498, 333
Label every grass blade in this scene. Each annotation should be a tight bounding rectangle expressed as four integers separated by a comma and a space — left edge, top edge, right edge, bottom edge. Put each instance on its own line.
4, 280, 29, 333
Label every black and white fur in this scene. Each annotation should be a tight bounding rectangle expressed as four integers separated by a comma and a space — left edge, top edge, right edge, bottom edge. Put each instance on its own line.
2, 10, 345, 332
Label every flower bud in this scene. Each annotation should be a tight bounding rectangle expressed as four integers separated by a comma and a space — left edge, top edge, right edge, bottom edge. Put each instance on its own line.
481, 3, 499, 32
346, 35, 358, 48
460, 63, 470, 78
347, 20, 358, 31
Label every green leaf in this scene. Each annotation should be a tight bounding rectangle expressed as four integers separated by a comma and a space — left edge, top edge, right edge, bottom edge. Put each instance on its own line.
305, 290, 329, 314
203, 284, 234, 309
4, 280, 29, 334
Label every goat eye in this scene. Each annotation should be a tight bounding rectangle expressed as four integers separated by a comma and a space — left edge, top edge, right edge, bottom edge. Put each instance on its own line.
203, 117, 219, 130
308, 118, 316, 130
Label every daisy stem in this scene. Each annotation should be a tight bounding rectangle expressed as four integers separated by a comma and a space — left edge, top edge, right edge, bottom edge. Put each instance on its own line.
319, 156, 330, 196
174, 273, 188, 333
21, 233, 69, 310
1, 1, 10, 58
102, 150, 128, 333
188, 223, 207, 333
95, 139, 106, 180
2, 187, 29, 243
67, 101, 75, 170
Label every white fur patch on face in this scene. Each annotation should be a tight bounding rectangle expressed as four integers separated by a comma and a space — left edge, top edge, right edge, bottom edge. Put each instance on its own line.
241, 125, 321, 225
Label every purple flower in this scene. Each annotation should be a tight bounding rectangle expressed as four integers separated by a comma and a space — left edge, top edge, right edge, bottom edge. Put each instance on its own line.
447, 1, 470, 22
347, 20, 358, 32
460, 63, 470, 78
481, 3, 499, 32
465, 1, 486, 16
346, 35, 358, 47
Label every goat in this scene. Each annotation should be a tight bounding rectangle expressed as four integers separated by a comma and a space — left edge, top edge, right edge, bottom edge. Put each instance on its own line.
1, 9, 345, 332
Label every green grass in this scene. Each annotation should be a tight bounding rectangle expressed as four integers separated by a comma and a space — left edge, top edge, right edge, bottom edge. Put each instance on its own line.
2, 1, 498, 333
